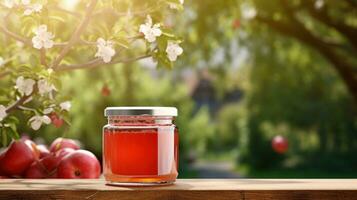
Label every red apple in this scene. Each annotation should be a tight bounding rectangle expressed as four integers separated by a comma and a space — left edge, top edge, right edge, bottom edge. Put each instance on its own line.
232, 19, 240, 30
20, 135, 31, 141
24, 148, 75, 178
50, 138, 80, 152
57, 150, 101, 179
272, 135, 289, 154
40, 155, 61, 174
56, 148, 75, 159
0, 140, 36, 176
101, 85, 111, 97
43, 148, 76, 173
24, 161, 48, 178
24, 139, 41, 160
37, 144, 50, 158
0, 151, 6, 176
43, 148, 75, 171
49, 113, 64, 128
53, 118, 64, 128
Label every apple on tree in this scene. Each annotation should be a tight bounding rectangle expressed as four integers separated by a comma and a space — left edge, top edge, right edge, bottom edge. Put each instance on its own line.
101, 85, 111, 97
232, 19, 240, 30
272, 135, 289, 154
49, 113, 64, 128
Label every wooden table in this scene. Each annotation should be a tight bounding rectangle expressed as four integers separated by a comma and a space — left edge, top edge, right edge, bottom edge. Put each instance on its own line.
1, 179, 357, 200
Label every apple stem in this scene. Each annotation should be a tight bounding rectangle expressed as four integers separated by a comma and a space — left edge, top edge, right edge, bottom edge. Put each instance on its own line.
75, 170, 81, 177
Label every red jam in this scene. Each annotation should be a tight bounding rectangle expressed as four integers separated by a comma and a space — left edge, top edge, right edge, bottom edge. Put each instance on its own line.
103, 107, 178, 186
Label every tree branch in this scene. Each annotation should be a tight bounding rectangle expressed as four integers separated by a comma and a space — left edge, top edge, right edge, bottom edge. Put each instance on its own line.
0, 71, 10, 79
343, 0, 357, 7
54, 36, 141, 47
53, 34, 144, 71
55, 54, 151, 72
93, 7, 153, 17
47, 5, 82, 18
0, 25, 31, 45
303, 1, 357, 50
0, 25, 96, 48
255, 13, 357, 102
51, 0, 97, 70
40, 49, 48, 67
6, 94, 33, 113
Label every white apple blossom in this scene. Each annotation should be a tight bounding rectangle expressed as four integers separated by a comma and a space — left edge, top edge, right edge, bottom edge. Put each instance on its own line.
241, 3, 257, 20
314, 0, 324, 9
15, 76, 36, 96
24, 3, 42, 16
43, 107, 53, 114
166, 41, 183, 62
29, 115, 51, 130
37, 79, 56, 96
32, 25, 54, 49
43, 104, 55, 114
0, 57, 4, 67
0, 105, 7, 122
169, 0, 184, 10
60, 101, 71, 111
139, 15, 162, 43
3, 0, 31, 8
4, 0, 17, 8
21, 0, 30, 5
95, 38, 116, 63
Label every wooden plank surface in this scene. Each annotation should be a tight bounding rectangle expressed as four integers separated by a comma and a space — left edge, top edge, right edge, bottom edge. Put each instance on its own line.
1, 179, 357, 200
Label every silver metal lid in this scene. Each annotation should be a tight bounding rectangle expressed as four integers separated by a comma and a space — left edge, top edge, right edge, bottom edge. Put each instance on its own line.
104, 107, 178, 116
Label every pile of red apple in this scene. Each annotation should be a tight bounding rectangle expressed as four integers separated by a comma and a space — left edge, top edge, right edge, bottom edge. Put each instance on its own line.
0, 137, 101, 179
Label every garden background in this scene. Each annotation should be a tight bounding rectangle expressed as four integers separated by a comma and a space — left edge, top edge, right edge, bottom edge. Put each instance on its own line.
1, 0, 356, 178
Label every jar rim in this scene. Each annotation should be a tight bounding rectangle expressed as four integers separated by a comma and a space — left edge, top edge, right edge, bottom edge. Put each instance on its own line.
104, 107, 178, 117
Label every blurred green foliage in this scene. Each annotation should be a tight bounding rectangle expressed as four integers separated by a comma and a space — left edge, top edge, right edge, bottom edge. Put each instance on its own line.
176, 0, 357, 173
17, 0, 357, 177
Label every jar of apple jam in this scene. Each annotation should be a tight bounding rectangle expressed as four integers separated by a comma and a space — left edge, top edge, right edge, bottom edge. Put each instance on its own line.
103, 107, 179, 186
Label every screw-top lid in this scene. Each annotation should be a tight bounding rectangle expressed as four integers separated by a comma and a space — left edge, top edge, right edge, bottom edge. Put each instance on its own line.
104, 107, 178, 117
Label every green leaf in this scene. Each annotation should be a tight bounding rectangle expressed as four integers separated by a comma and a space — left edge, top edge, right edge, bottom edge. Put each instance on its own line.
7, 126, 19, 140
162, 31, 176, 38
1, 129, 7, 147
165, 0, 184, 11
20, 16, 37, 36
0, 96, 8, 102
156, 51, 173, 69
114, 37, 130, 49
62, 115, 72, 126
49, 16, 66, 23
8, 116, 19, 124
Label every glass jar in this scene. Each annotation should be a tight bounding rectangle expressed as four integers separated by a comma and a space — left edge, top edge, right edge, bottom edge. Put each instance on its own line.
103, 107, 179, 186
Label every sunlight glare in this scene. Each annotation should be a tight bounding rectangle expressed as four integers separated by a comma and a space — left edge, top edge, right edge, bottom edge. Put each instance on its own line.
60, 0, 80, 11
